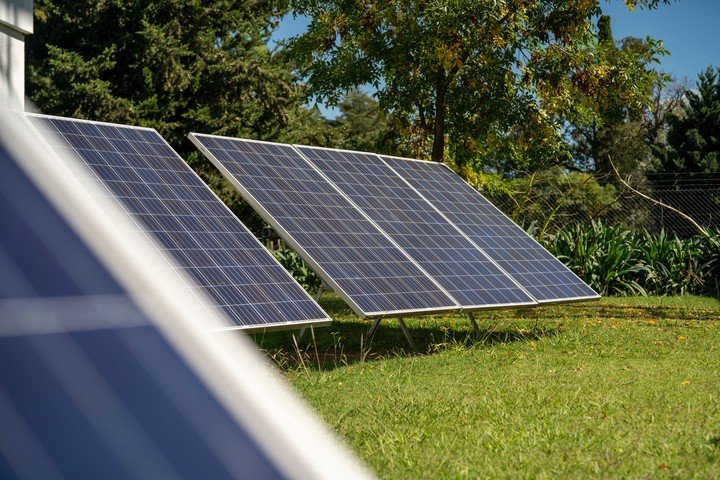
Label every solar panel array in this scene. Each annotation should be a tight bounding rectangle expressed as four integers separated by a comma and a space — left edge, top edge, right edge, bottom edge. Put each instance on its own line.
191, 136, 598, 316
383, 156, 599, 303
20, 113, 330, 330
188, 135, 457, 317
297, 147, 535, 308
0, 110, 372, 480
0, 137, 286, 479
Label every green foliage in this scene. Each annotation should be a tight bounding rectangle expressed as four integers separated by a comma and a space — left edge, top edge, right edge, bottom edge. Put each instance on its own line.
273, 247, 322, 292
498, 167, 619, 237
457, 169, 515, 200
646, 67, 720, 237
331, 89, 391, 153
27, 0, 311, 227
288, 0, 670, 169
276, 89, 393, 154
633, 229, 703, 295
275, 105, 339, 148
29, 0, 303, 149
545, 222, 720, 297
692, 229, 720, 295
571, 117, 655, 180
549, 221, 648, 296
569, 17, 668, 183
663, 67, 720, 174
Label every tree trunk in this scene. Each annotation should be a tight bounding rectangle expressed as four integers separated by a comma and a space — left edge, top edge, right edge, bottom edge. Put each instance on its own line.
431, 82, 447, 163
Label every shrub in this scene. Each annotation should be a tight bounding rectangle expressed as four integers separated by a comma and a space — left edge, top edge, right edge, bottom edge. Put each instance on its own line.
633, 229, 704, 295
500, 168, 620, 238
693, 229, 720, 295
544, 222, 718, 297
273, 247, 322, 293
546, 221, 648, 296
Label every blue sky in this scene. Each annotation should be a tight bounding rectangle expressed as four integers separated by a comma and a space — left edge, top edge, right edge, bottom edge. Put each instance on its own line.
602, 0, 719, 81
274, 1, 720, 117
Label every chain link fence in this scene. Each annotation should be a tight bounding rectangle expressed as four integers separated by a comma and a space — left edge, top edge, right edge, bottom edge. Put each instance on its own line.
645, 173, 720, 236
489, 172, 720, 238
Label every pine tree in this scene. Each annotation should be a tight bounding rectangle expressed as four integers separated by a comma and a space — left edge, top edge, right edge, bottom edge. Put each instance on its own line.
663, 67, 720, 174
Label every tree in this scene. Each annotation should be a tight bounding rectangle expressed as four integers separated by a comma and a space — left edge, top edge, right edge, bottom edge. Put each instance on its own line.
288, 0, 671, 170
28, 0, 307, 150
331, 89, 391, 153
645, 76, 688, 154
570, 17, 664, 182
498, 167, 620, 238
648, 67, 720, 236
27, 0, 310, 229
572, 119, 654, 180
662, 67, 720, 174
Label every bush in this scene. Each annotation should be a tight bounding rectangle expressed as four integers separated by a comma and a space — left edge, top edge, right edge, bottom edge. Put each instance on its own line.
497, 168, 620, 238
633, 229, 703, 295
273, 247, 322, 293
547, 221, 648, 296
545, 221, 719, 297
693, 229, 720, 295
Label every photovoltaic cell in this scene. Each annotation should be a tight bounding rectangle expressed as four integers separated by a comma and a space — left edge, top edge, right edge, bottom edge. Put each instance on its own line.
0, 136, 285, 479
382, 156, 599, 303
296, 147, 536, 309
188, 135, 458, 317
18, 113, 329, 330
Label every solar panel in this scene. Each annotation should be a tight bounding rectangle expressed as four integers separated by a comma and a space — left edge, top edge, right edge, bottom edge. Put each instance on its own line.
382, 156, 600, 303
0, 110, 372, 480
295, 147, 536, 309
18, 113, 329, 331
188, 134, 458, 317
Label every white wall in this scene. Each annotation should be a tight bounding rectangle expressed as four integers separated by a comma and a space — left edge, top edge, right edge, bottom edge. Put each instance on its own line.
0, 0, 33, 111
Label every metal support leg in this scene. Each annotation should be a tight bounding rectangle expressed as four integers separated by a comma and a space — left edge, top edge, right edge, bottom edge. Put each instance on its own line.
295, 284, 328, 345
314, 283, 329, 302
467, 312, 481, 337
397, 318, 416, 350
367, 317, 382, 339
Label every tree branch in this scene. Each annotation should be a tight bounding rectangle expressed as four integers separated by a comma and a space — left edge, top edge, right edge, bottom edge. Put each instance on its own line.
416, 100, 427, 131
609, 156, 707, 236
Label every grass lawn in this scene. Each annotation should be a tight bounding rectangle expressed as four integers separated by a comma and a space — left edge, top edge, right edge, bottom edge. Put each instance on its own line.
251, 295, 720, 479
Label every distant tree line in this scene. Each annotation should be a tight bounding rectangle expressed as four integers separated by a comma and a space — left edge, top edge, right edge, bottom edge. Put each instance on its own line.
27, 0, 719, 234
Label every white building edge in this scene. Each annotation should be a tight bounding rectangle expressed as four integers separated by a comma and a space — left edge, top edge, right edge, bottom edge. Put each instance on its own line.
0, 0, 32, 110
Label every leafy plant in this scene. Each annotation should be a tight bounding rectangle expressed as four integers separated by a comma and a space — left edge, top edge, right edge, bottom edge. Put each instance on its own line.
693, 229, 720, 296
289, 0, 669, 166
545, 221, 719, 297
633, 229, 704, 295
503, 167, 620, 238
273, 247, 322, 293
547, 221, 648, 296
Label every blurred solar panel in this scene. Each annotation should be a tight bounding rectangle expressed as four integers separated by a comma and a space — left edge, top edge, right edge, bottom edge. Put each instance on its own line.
18, 113, 329, 330
189, 134, 457, 317
382, 156, 599, 303
0, 111, 371, 480
296, 147, 536, 309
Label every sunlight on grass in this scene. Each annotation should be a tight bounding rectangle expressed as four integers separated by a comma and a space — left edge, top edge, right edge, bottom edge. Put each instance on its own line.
601, 295, 720, 309
252, 295, 720, 479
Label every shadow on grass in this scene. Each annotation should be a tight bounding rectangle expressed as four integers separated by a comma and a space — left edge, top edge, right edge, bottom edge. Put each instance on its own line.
581, 304, 720, 322
515, 301, 720, 323
251, 312, 558, 372
248, 294, 720, 371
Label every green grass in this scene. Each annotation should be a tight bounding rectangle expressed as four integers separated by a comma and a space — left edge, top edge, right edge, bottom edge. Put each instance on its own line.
252, 295, 720, 479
